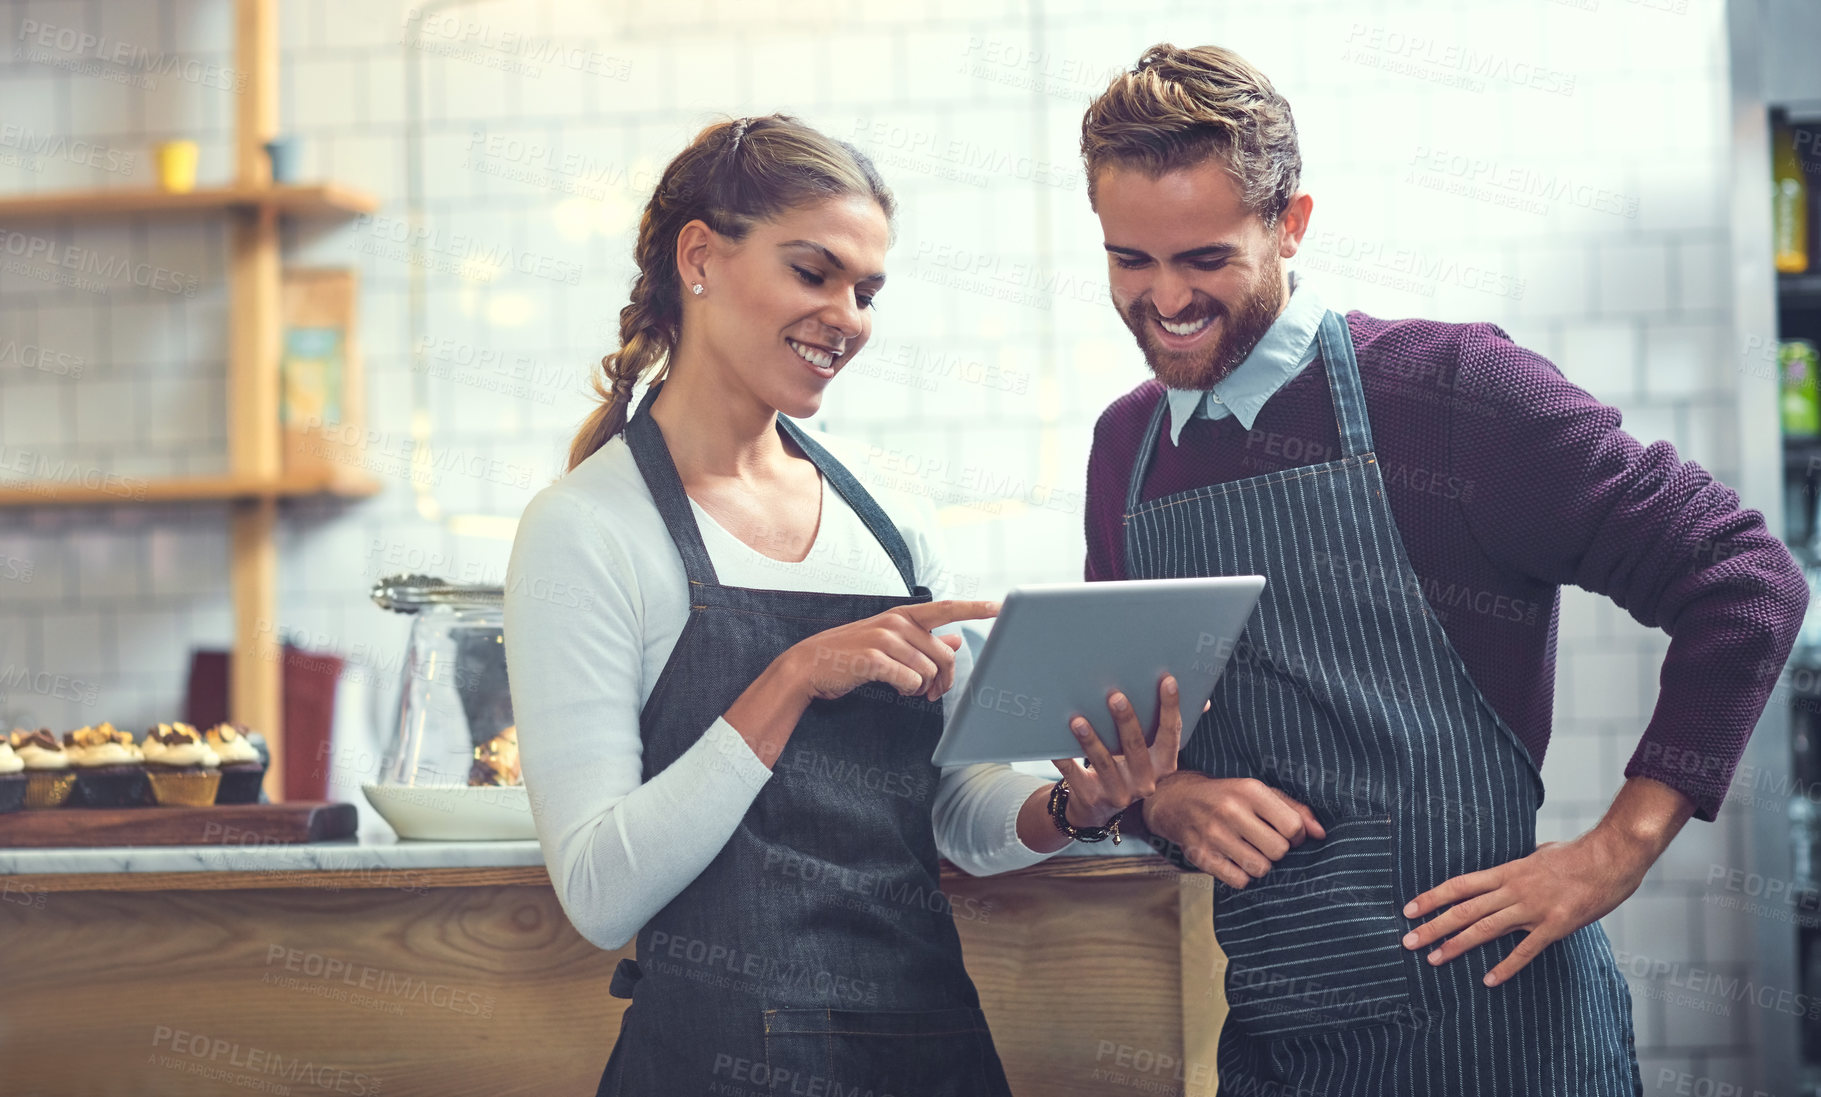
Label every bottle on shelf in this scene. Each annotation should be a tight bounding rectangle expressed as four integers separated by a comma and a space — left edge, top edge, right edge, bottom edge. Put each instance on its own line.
1775, 123, 1811, 275
1782, 339, 1821, 440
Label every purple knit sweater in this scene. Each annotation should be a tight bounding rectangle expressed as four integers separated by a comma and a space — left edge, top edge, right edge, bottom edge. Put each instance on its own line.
1085, 312, 1808, 821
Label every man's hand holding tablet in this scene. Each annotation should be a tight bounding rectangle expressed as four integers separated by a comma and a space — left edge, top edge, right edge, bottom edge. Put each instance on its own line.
931, 577, 1264, 768
922, 578, 1270, 852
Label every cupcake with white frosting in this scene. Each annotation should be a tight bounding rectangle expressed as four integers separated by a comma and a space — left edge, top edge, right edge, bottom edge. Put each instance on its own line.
141, 723, 221, 806
203, 723, 265, 804
64, 722, 148, 807
0, 736, 25, 813
12, 728, 76, 809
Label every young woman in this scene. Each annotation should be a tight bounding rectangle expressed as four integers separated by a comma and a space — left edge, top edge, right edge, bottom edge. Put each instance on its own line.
504, 114, 1185, 1095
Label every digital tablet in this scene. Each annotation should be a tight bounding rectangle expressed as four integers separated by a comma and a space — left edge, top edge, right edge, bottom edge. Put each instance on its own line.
930, 576, 1266, 767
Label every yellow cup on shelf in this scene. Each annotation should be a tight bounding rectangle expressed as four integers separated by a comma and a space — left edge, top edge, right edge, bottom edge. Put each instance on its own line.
153, 139, 199, 193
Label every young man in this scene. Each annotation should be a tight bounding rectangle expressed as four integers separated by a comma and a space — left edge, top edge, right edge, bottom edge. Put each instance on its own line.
1085, 44, 1808, 1095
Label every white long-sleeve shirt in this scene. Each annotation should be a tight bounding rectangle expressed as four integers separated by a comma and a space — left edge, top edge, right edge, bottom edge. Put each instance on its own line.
503, 424, 1058, 951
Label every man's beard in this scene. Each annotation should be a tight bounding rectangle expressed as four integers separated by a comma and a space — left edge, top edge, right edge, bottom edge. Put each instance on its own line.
1117, 253, 1285, 391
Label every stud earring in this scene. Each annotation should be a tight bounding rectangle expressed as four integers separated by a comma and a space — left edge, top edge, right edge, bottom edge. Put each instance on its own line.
691, 283, 704, 295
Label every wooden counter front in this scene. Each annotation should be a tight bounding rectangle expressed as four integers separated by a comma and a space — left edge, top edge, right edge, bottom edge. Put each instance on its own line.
1, 855, 1225, 1096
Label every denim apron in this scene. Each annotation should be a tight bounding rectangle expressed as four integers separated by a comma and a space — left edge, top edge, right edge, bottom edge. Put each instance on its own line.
597, 386, 1013, 1097
1122, 311, 1641, 1095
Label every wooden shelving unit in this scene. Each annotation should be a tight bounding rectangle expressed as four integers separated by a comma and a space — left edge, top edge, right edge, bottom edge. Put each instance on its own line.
0, 471, 380, 507
0, 182, 377, 221
1784, 272, 1821, 310
0, 0, 378, 800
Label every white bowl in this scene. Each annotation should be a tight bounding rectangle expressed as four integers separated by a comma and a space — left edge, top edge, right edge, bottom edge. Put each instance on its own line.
361, 783, 536, 841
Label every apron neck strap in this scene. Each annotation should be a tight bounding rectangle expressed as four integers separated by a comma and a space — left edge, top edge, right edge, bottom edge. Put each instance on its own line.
1123, 309, 1373, 515
624, 386, 721, 588
1315, 308, 1374, 458
774, 415, 920, 595
623, 382, 920, 594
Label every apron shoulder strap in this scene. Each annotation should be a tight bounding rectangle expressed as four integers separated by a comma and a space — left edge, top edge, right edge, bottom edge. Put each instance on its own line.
1316, 309, 1374, 458
1124, 388, 1172, 516
622, 383, 921, 595
1122, 308, 1376, 517
623, 389, 721, 588
777, 416, 920, 595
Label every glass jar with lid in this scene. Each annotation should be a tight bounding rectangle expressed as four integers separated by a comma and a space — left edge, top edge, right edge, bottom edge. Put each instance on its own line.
361, 574, 532, 840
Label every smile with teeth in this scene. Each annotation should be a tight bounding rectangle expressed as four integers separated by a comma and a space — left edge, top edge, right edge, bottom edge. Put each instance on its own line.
1157, 314, 1213, 337
787, 338, 839, 371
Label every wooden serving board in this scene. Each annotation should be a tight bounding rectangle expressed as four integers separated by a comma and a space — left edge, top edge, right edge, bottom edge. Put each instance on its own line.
0, 801, 358, 848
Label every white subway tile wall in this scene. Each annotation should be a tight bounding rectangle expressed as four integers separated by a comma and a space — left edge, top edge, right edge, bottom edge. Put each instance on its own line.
0, 0, 1771, 1083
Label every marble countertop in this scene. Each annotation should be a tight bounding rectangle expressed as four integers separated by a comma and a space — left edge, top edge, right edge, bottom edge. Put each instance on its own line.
0, 831, 548, 876
1, 832, 1142, 878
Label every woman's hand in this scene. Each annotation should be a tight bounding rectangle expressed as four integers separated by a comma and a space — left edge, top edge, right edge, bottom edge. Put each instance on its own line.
1052, 676, 1198, 829
788, 599, 1001, 703
728, 599, 996, 770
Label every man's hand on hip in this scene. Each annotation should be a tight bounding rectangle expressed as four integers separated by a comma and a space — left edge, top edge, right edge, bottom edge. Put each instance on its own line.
1398, 828, 1647, 987
1140, 772, 1326, 888
1400, 776, 1695, 987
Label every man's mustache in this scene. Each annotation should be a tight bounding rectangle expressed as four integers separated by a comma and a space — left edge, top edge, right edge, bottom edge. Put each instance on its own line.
1138, 296, 1226, 327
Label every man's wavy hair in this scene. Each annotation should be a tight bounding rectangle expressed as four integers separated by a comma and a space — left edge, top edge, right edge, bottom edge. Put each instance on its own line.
1080, 43, 1302, 226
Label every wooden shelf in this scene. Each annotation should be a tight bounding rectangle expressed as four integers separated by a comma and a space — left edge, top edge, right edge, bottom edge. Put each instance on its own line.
0, 470, 380, 507
1783, 273, 1821, 309
0, 181, 378, 221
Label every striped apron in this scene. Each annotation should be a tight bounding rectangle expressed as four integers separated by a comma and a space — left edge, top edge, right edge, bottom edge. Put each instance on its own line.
1122, 309, 1641, 1095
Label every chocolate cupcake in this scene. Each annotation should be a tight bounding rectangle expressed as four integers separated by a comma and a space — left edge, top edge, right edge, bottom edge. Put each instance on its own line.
141, 723, 221, 807
0, 737, 26, 813
203, 723, 266, 804
11, 729, 76, 809
64, 723, 148, 807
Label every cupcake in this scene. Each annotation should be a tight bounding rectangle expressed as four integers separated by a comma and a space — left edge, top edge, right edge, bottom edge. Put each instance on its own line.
203, 723, 266, 804
468, 725, 521, 787
64, 722, 148, 807
12, 729, 77, 808
0, 737, 26, 813
141, 723, 221, 806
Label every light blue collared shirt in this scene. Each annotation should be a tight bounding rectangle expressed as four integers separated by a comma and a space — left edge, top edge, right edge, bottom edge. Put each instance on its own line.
1164, 273, 1324, 446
